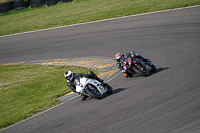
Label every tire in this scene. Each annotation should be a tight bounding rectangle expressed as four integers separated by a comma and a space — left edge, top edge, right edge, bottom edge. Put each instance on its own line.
13, 0, 29, 11
0, 1, 14, 13
85, 86, 102, 99
150, 64, 156, 72
46, 0, 58, 6
30, 0, 45, 8
106, 84, 113, 94
133, 65, 149, 76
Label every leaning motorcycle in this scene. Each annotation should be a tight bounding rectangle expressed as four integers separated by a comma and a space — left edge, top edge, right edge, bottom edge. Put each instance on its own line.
122, 57, 156, 76
74, 77, 113, 100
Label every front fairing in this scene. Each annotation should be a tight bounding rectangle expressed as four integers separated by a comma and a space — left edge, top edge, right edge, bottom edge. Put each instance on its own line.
133, 58, 145, 65
133, 58, 150, 72
74, 77, 87, 93
74, 77, 107, 95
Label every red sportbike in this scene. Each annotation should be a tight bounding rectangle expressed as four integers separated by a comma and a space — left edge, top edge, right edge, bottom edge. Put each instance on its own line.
121, 56, 156, 76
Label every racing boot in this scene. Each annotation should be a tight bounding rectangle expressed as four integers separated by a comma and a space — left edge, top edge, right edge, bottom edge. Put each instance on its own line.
88, 71, 104, 83
96, 77, 108, 87
124, 72, 132, 78
81, 94, 89, 101
102, 82, 108, 87
97, 77, 104, 83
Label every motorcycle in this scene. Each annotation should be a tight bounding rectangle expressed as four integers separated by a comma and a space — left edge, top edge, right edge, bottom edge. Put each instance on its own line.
74, 77, 113, 100
122, 57, 156, 76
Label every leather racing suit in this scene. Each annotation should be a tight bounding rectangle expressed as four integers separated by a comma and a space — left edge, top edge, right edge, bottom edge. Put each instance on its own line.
67, 71, 103, 93
116, 52, 149, 78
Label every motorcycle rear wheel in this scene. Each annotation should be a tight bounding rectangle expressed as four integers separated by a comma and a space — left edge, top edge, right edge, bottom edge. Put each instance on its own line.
133, 66, 149, 76
85, 86, 102, 99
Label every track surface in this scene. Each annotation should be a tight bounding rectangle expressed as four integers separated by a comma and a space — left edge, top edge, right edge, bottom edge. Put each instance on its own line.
1, 6, 200, 133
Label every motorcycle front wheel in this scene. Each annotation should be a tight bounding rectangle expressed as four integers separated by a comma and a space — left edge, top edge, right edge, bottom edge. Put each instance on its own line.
150, 64, 156, 72
85, 85, 102, 99
106, 84, 113, 94
133, 65, 150, 76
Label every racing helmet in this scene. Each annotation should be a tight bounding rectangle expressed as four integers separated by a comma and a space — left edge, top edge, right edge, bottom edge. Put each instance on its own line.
64, 70, 74, 82
115, 52, 122, 61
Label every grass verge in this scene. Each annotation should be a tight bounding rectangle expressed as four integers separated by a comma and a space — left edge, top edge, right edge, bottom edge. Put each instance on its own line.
0, 0, 200, 36
0, 64, 95, 129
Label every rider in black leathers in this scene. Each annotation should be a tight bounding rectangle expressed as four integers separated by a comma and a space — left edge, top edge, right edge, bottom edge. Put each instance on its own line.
64, 70, 105, 101
115, 51, 150, 78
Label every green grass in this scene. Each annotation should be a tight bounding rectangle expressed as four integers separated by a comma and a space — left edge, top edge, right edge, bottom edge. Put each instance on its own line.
0, 0, 12, 3
1, 0, 200, 130
0, 0, 200, 36
0, 64, 95, 129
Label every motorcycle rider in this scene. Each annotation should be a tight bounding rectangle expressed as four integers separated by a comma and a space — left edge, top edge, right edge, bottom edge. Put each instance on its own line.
115, 51, 150, 78
64, 70, 106, 101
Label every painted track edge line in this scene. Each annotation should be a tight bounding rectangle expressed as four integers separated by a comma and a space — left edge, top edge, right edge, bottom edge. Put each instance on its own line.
0, 71, 118, 132
0, 95, 80, 132
0, 57, 118, 131
0, 5, 200, 38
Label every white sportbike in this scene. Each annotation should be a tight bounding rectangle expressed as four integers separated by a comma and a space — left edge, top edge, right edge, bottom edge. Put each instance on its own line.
74, 77, 113, 100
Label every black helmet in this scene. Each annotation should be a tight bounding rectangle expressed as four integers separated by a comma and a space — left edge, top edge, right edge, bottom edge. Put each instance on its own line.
64, 70, 74, 82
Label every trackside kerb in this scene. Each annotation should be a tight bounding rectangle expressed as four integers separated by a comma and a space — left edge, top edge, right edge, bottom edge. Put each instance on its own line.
3, 57, 119, 101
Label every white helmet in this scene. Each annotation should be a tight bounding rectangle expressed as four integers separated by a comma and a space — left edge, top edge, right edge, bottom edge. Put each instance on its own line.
115, 52, 122, 61
64, 70, 74, 82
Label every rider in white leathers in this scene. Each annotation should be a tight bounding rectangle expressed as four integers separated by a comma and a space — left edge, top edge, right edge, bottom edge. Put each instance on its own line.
64, 70, 106, 101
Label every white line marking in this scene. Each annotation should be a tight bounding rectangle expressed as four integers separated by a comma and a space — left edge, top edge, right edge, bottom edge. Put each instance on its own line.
0, 5, 199, 38
0, 94, 80, 132
106, 71, 121, 82
1, 5, 199, 131
0, 71, 120, 132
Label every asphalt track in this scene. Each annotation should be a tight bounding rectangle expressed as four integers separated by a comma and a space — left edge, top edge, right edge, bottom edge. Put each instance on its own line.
1, 6, 200, 133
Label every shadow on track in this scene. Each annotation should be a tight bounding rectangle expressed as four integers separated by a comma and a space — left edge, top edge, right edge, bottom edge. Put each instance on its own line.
82, 88, 127, 101
127, 67, 169, 79
112, 88, 127, 94
104, 88, 127, 98
152, 67, 169, 75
